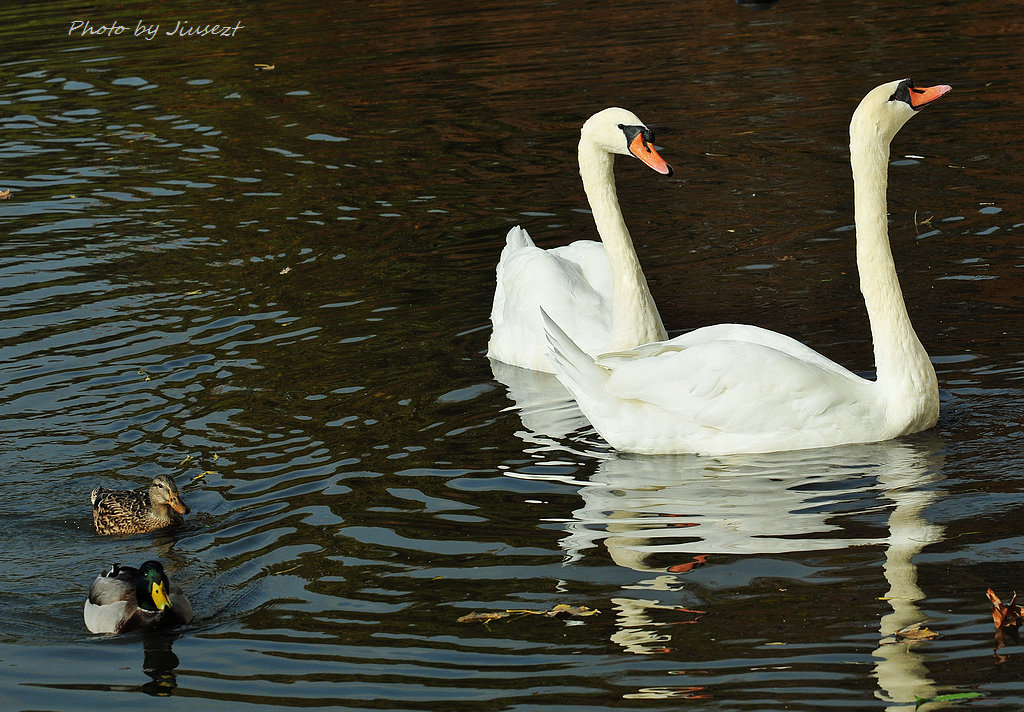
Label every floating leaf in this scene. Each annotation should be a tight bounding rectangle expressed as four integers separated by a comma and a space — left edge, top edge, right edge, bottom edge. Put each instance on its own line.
0, 189, 11, 199
279, 266, 291, 275
458, 604, 599, 624
914, 691, 985, 707
895, 623, 939, 642
547, 604, 598, 618
457, 611, 508, 624
668, 554, 709, 573
254, 63, 275, 71
987, 588, 1023, 630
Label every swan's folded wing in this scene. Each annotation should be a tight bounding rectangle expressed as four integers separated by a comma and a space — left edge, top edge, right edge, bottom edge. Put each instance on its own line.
677, 324, 865, 382
600, 323, 861, 382
495, 239, 613, 352
597, 339, 874, 434
552, 239, 614, 296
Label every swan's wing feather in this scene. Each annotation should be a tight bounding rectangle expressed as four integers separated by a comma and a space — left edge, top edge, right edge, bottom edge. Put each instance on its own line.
497, 241, 611, 333
490, 230, 615, 370
550, 239, 614, 295
598, 338, 872, 434
674, 323, 863, 381
600, 324, 861, 381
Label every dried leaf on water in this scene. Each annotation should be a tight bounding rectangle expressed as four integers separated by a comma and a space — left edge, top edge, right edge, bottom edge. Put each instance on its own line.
546, 604, 598, 618
458, 604, 599, 624
457, 611, 508, 624
0, 189, 11, 199
254, 63, 275, 71
986, 588, 1023, 629
894, 623, 939, 642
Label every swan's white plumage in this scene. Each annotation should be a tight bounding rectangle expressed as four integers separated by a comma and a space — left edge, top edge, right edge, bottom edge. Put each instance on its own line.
489, 229, 613, 371
487, 108, 670, 373
544, 79, 948, 455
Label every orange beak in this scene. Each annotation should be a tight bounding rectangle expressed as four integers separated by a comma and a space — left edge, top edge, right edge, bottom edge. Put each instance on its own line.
628, 132, 673, 176
169, 494, 189, 515
909, 84, 951, 110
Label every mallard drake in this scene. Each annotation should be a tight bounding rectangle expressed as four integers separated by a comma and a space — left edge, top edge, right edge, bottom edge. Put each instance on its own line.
91, 474, 189, 535
84, 560, 194, 634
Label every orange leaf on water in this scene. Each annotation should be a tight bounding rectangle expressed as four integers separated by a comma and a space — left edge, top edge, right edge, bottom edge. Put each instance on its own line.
668, 555, 709, 573
986, 588, 1023, 630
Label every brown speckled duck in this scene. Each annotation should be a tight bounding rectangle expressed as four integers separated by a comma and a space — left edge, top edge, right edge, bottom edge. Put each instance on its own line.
91, 474, 189, 535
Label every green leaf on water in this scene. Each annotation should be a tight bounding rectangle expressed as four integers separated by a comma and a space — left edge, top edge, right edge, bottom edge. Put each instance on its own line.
914, 691, 985, 707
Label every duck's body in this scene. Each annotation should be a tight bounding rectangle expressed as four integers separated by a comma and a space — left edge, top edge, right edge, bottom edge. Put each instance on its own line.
84, 560, 193, 634
487, 108, 672, 373
544, 79, 949, 455
91, 474, 189, 535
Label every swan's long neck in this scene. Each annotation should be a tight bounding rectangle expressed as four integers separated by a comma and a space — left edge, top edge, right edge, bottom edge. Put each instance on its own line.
578, 139, 667, 350
851, 131, 937, 423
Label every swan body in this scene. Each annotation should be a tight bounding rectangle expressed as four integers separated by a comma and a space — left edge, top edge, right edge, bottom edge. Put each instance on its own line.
84, 560, 193, 634
544, 79, 949, 455
487, 108, 672, 373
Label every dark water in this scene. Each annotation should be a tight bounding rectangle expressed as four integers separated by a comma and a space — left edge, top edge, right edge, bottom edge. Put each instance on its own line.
2, 0, 1024, 709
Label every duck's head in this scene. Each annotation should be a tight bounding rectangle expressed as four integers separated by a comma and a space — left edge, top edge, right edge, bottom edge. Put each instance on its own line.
150, 474, 189, 515
581, 107, 673, 176
850, 78, 951, 144
136, 560, 173, 612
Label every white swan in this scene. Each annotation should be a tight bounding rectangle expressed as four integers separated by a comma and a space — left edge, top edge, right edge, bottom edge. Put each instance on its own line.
487, 108, 673, 373
543, 79, 950, 455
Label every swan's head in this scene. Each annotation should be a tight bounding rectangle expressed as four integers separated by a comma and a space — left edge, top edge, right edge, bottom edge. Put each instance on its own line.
850, 79, 951, 144
581, 107, 673, 176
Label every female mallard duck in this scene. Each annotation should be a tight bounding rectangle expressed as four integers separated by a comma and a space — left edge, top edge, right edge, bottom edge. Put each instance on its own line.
84, 560, 194, 634
91, 474, 189, 535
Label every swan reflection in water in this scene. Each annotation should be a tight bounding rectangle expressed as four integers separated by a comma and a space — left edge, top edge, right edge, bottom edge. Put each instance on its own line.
493, 359, 946, 708
490, 359, 596, 455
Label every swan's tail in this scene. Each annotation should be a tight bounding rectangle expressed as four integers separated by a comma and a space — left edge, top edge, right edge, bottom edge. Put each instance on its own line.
504, 225, 534, 250
542, 308, 608, 398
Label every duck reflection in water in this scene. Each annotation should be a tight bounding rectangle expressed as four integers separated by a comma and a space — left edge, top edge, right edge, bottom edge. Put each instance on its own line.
142, 631, 182, 697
